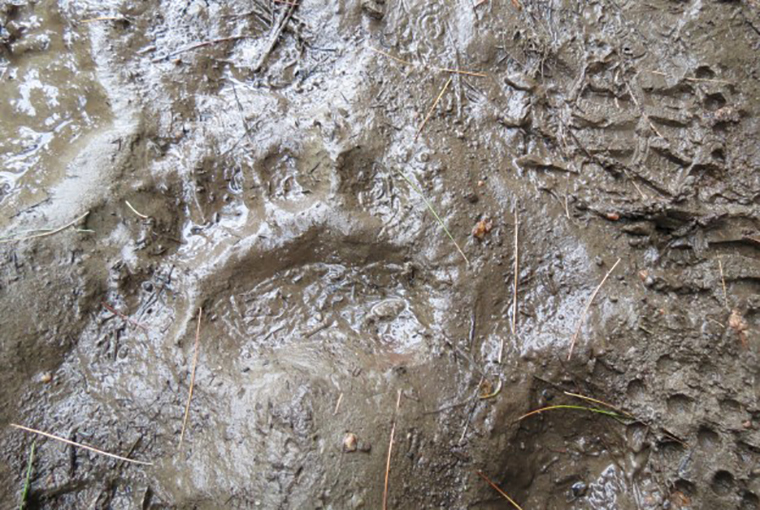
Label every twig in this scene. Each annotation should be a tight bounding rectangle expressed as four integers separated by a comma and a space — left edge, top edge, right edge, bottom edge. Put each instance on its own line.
102, 302, 149, 332
9, 424, 152, 466
179, 308, 203, 449
125, 200, 149, 220
396, 172, 469, 265
646, 70, 732, 84
500, 206, 519, 363
151, 36, 248, 63
369, 47, 487, 77
476, 471, 524, 510
0, 211, 89, 244
512, 207, 519, 338
19, 440, 35, 510
369, 47, 414, 66
718, 258, 729, 310
254, 2, 297, 71
497, 207, 518, 364
382, 390, 402, 510
625, 82, 664, 139
459, 376, 484, 444
567, 258, 621, 360
81, 16, 127, 23
333, 393, 344, 415
416, 76, 453, 140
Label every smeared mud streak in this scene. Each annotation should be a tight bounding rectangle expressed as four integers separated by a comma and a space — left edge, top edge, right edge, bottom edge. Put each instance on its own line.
0, 0, 759, 508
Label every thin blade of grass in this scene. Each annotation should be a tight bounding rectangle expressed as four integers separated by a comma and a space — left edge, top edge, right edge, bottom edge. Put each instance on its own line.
396, 171, 469, 266
0, 211, 90, 244
516, 404, 624, 422
19, 440, 35, 510
563, 391, 634, 418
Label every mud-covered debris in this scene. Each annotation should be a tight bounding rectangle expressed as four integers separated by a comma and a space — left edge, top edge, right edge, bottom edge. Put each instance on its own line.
729, 309, 749, 348
361, 0, 384, 19
472, 218, 493, 240
706, 106, 741, 127
343, 433, 358, 452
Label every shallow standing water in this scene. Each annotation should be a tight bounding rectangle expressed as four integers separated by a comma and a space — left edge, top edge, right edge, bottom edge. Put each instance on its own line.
0, 0, 759, 508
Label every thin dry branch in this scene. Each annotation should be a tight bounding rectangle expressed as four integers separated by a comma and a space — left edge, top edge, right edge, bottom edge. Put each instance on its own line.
512, 207, 519, 338
151, 36, 249, 63
718, 258, 729, 310
567, 258, 621, 360
647, 69, 732, 84
476, 470, 524, 510
179, 308, 203, 450
369, 47, 487, 77
10, 424, 152, 466
416, 76, 453, 140
333, 393, 344, 415
382, 390, 403, 510
102, 302, 149, 332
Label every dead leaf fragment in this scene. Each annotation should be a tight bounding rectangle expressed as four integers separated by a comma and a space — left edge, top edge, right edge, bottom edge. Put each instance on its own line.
472, 218, 493, 240
729, 309, 749, 348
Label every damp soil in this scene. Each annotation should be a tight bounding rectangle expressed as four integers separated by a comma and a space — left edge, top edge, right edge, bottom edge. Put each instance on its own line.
1, 0, 759, 508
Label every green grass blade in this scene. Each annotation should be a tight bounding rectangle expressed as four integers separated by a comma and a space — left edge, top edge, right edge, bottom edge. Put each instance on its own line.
19, 440, 36, 510
396, 171, 470, 265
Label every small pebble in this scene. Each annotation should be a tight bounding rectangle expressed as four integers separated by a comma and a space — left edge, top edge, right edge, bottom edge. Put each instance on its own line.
343, 433, 358, 453
40, 372, 52, 384
571, 481, 588, 498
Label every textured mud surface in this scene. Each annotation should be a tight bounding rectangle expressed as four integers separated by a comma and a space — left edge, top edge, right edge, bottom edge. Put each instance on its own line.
1, 0, 759, 508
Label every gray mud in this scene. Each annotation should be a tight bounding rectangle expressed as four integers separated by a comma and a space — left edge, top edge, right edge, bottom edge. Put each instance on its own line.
1, 0, 759, 508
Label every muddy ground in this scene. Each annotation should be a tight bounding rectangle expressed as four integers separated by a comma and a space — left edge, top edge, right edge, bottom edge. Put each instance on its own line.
0, 0, 759, 508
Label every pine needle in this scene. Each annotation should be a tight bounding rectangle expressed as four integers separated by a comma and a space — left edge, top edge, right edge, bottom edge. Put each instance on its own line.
10, 424, 151, 466
476, 470, 524, 510
179, 307, 203, 450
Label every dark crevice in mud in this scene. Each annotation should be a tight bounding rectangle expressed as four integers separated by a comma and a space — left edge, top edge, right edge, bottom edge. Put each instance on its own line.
1, 0, 759, 508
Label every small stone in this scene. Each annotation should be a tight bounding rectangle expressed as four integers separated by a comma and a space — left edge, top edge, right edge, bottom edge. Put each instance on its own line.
343, 433, 358, 453
40, 372, 52, 384
571, 481, 588, 498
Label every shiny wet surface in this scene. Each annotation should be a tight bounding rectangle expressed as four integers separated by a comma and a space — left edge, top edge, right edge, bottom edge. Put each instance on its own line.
1, 0, 759, 508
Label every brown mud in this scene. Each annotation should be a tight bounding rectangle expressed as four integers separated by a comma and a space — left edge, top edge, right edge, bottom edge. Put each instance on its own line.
1, 0, 759, 508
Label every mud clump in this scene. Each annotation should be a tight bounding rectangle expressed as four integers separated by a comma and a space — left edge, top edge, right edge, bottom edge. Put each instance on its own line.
0, 0, 759, 508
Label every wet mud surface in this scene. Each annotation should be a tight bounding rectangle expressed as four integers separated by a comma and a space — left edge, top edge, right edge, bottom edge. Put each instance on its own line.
1, 0, 759, 508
